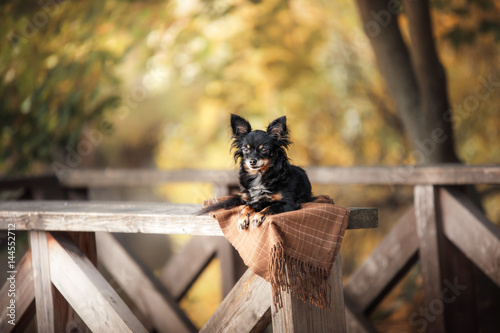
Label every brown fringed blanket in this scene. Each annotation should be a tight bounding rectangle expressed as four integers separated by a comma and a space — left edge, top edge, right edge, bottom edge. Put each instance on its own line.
204, 195, 349, 310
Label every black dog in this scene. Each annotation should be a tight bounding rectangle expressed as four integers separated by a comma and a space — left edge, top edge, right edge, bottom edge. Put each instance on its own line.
199, 114, 313, 231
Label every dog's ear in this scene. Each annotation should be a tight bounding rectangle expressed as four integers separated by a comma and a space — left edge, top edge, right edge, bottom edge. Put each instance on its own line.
267, 116, 288, 141
231, 114, 252, 138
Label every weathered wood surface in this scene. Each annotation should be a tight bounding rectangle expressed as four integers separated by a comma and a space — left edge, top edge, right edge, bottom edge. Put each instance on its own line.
200, 268, 272, 333
30, 231, 55, 332
0, 253, 35, 333
43, 165, 500, 187
344, 207, 418, 313
441, 188, 500, 287
96, 232, 197, 333
307, 165, 500, 185
48, 232, 148, 333
272, 254, 346, 333
0, 202, 377, 233
54, 232, 95, 333
414, 185, 445, 333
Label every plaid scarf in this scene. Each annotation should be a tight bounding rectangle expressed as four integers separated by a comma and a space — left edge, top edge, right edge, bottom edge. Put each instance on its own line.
205, 195, 349, 310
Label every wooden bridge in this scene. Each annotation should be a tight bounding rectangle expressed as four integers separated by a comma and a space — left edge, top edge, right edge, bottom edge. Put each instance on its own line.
0, 165, 499, 332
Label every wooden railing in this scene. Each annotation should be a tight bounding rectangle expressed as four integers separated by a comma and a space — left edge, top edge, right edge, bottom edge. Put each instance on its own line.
0, 201, 376, 332
1, 165, 499, 332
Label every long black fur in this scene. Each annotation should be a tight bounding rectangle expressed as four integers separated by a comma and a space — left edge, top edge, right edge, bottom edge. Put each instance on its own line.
198, 114, 313, 228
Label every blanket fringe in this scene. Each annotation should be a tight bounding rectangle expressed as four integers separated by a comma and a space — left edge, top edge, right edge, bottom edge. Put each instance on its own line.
269, 242, 332, 312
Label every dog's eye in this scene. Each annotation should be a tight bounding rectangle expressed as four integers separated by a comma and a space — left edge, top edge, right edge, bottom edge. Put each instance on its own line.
261, 148, 269, 154
242, 148, 250, 154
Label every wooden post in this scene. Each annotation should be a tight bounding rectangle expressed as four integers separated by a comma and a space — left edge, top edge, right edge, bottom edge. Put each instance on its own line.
271, 254, 346, 333
415, 186, 480, 333
414, 185, 446, 333
30, 231, 55, 333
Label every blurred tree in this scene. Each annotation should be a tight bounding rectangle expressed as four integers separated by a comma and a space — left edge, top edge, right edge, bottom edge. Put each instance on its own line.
0, 0, 164, 174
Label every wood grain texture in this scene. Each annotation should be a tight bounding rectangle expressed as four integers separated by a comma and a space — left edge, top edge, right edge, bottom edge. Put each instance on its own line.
441, 188, 500, 287
271, 254, 346, 333
414, 185, 445, 333
200, 269, 272, 333
0, 201, 224, 235
96, 232, 196, 333
30, 231, 55, 333
0, 253, 35, 333
50, 165, 500, 187
54, 232, 95, 333
47, 232, 148, 333
0, 202, 377, 233
344, 207, 418, 313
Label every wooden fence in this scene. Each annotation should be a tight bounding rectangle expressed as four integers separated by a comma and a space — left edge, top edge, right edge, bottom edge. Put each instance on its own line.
0, 200, 375, 332
1, 165, 499, 332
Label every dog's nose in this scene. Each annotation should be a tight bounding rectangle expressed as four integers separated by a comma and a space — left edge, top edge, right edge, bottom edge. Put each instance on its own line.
249, 159, 258, 166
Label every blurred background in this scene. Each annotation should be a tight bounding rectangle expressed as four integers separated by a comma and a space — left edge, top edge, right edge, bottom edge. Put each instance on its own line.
1, 0, 500, 331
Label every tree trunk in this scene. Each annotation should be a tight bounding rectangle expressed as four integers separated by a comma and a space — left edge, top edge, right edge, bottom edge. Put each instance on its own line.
355, 0, 459, 164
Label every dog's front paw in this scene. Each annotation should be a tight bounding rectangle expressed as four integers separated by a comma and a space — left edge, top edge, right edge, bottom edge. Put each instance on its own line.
238, 214, 250, 232
237, 206, 253, 232
251, 212, 266, 228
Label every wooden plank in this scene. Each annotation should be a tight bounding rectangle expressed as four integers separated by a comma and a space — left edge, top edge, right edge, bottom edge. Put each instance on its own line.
0, 253, 35, 333
96, 232, 196, 333
348, 208, 378, 230
414, 185, 445, 333
307, 165, 500, 185
58, 169, 239, 187
30, 231, 55, 332
271, 254, 346, 333
200, 269, 272, 333
54, 232, 96, 333
441, 188, 500, 287
0, 202, 377, 234
0, 201, 224, 235
160, 236, 218, 300
344, 206, 418, 313
47, 232, 148, 333
49, 165, 500, 188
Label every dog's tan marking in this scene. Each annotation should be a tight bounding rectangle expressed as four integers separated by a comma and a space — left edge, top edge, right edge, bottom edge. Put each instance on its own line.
246, 144, 250, 149
258, 159, 270, 173
271, 192, 283, 201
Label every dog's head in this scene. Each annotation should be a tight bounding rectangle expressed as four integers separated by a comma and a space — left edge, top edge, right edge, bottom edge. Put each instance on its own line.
230, 114, 291, 174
